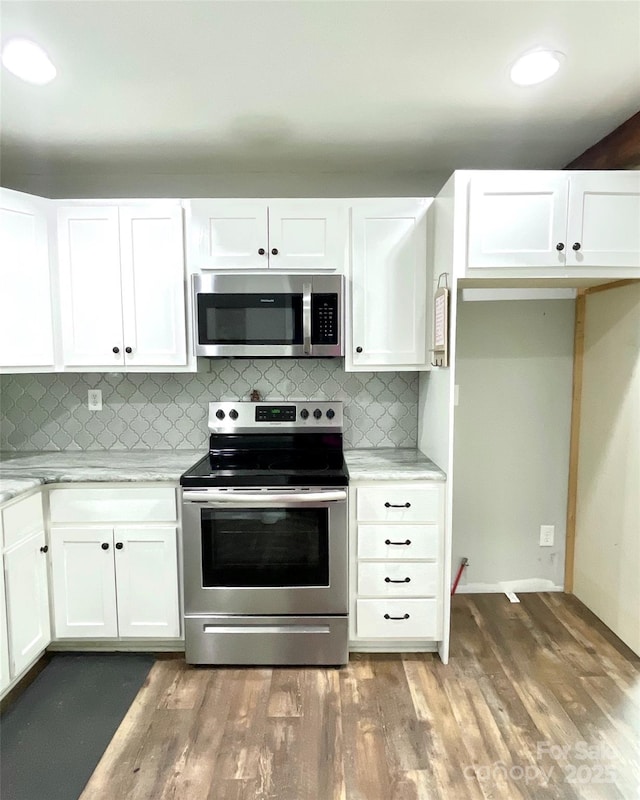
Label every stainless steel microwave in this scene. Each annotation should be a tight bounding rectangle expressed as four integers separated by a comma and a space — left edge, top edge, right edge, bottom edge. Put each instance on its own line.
192, 274, 344, 358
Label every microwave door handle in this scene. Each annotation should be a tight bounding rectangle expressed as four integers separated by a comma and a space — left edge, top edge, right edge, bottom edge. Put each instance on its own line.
303, 282, 312, 355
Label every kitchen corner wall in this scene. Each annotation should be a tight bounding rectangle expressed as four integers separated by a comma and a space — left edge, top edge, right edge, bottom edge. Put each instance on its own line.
0, 359, 418, 451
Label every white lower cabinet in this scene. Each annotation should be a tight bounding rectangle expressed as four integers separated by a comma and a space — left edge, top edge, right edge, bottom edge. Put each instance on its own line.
356, 599, 439, 640
50, 526, 119, 638
114, 526, 180, 638
49, 487, 180, 641
0, 492, 51, 694
0, 527, 10, 693
350, 480, 445, 648
5, 530, 52, 674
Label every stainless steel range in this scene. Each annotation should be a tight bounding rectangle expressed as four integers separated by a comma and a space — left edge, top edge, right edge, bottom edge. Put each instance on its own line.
180, 401, 349, 666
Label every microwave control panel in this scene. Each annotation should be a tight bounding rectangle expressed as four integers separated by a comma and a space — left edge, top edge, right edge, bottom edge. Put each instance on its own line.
311, 294, 339, 345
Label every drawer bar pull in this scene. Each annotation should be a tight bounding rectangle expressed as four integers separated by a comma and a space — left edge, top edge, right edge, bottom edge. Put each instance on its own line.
384, 502, 411, 508
385, 539, 411, 546
385, 576, 411, 583
384, 613, 410, 620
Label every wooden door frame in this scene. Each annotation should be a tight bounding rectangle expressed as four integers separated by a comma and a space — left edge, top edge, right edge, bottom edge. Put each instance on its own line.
564, 279, 640, 591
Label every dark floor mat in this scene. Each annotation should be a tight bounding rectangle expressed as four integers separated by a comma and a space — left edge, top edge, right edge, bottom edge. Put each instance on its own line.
0, 652, 155, 800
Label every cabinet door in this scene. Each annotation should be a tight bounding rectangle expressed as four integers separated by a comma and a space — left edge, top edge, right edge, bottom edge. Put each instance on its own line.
186, 200, 268, 270
114, 526, 180, 638
50, 527, 118, 638
566, 173, 640, 268
57, 206, 124, 367
349, 199, 429, 370
4, 530, 51, 675
467, 174, 569, 268
267, 200, 347, 271
119, 206, 187, 367
0, 520, 10, 692
0, 189, 55, 368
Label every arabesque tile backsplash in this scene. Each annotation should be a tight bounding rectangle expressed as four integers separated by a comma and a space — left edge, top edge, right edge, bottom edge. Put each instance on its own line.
0, 360, 418, 451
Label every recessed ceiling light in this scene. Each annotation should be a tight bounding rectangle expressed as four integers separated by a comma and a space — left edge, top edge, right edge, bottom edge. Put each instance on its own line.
510, 49, 564, 87
1, 37, 57, 85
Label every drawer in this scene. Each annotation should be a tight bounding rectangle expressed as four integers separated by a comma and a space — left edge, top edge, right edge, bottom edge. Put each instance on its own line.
356, 599, 439, 640
357, 561, 440, 598
358, 524, 439, 560
49, 487, 176, 523
2, 493, 44, 549
357, 486, 441, 523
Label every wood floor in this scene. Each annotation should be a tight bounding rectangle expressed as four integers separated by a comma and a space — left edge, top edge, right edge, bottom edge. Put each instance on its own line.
79, 594, 640, 800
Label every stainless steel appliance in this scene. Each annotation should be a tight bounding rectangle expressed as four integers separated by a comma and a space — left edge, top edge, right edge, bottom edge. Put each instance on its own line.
192, 273, 343, 358
180, 401, 349, 665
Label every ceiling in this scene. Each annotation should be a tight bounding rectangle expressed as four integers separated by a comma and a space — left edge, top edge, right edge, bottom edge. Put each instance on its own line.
1, 0, 639, 184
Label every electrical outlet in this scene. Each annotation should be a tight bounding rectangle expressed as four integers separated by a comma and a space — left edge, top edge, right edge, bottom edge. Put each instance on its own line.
87, 389, 102, 411
539, 525, 554, 547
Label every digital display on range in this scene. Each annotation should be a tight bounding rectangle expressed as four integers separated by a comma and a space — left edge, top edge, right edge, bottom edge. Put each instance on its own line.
255, 405, 297, 422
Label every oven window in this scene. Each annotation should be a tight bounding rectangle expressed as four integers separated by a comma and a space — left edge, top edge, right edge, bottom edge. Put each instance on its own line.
198, 293, 303, 345
200, 507, 329, 587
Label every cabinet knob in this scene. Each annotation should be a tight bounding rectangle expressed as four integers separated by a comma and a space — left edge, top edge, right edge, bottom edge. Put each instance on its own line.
115, 542, 124, 550
40, 545, 48, 554
556, 243, 565, 251
572, 242, 581, 251
271, 248, 279, 255
385, 576, 410, 583
125, 346, 132, 354
385, 539, 412, 546
258, 248, 266, 255
112, 346, 120, 354
101, 542, 109, 550
384, 502, 411, 508
384, 613, 410, 620
356, 346, 363, 353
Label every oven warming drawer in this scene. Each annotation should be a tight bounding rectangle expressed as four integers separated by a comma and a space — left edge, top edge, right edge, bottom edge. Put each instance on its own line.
185, 615, 348, 666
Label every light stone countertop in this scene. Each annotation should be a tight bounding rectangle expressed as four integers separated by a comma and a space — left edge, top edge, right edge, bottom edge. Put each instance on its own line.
0, 447, 445, 505
0, 450, 204, 504
345, 448, 446, 481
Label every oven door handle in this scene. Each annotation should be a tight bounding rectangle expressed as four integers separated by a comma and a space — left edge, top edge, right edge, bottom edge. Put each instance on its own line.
183, 490, 347, 505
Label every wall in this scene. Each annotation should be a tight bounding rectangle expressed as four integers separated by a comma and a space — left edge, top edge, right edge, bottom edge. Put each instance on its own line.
1, 171, 450, 200
574, 284, 640, 656
451, 298, 575, 593
0, 359, 418, 451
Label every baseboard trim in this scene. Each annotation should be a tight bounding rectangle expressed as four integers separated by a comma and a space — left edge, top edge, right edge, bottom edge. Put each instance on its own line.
456, 580, 564, 594
349, 643, 438, 653
47, 639, 184, 653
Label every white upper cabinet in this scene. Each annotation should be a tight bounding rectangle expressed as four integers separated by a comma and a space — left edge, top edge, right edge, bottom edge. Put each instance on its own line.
57, 203, 188, 370
467, 174, 569, 269
566, 172, 640, 268
0, 188, 55, 370
119, 207, 187, 367
348, 199, 431, 371
186, 200, 268, 270
460, 170, 640, 280
267, 200, 347, 271
57, 206, 124, 367
186, 199, 348, 272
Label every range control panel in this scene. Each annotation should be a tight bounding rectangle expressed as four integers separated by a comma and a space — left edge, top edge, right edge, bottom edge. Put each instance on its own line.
208, 401, 343, 433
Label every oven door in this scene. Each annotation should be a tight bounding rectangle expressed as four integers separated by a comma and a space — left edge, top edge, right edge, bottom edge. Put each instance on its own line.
182, 488, 348, 616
